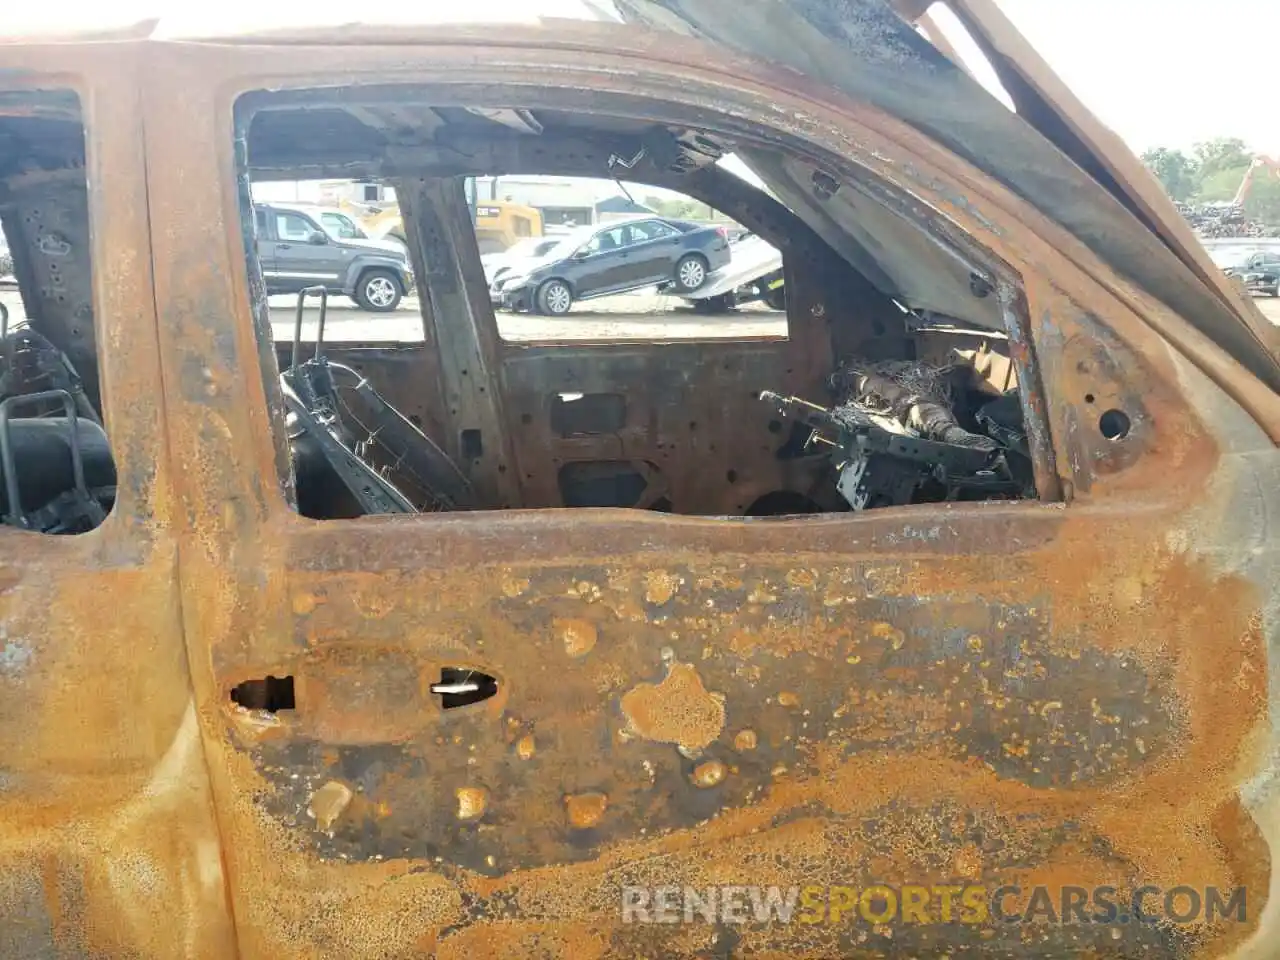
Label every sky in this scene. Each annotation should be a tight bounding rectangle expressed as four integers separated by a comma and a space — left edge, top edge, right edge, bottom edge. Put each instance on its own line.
995, 0, 1280, 156
6, 0, 1278, 157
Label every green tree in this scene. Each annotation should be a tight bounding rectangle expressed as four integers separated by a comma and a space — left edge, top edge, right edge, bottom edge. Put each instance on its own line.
641, 194, 706, 221
1140, 147, 1198, 201
1192, 138, 1251, 181
1196, 163, 1253, 203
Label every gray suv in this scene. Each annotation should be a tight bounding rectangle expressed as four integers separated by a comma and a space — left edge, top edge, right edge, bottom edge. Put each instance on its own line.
254, 203, 413, 312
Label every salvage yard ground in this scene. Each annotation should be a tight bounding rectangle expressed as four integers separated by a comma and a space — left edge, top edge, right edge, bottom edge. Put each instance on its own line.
0, 287, 1277, 341
0, 287, 787, 342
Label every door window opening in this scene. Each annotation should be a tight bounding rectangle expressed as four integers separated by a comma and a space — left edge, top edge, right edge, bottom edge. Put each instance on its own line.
234, 89, 1048, 522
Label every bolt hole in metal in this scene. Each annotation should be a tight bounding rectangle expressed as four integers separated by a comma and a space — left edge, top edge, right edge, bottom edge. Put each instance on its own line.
1098, 409, 1131, 440
230, 675, 296, 712
431, 667, 498, 709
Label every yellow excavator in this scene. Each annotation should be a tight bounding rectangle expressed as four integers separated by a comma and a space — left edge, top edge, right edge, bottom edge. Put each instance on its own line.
337, 196, 545, 254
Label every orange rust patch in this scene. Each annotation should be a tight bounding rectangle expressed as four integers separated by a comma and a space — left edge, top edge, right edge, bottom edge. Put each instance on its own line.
555, 618, 598, 658
870, 621, 906, 650
352, 591, 397, 619
952, 843, 982, 879
691, 760, 728, 788
291, 591, 321, 615
620, 662, 725, 754
734, 729, 759, 752
500, 575, 530, 598
777, 691, 800, 708
644, 569, 679, 605
514, 734, 536, 760
307, 781, 353, 833
565, 792, 609, 829
455, 787, 488, 822
785, 568, 818, 589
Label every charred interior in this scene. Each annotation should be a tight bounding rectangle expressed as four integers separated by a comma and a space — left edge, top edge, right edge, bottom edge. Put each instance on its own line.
0, 91, 115, 535
241, 91, 1040, 520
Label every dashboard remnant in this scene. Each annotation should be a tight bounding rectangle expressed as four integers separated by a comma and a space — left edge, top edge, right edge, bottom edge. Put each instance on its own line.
761, 355, 1033, 510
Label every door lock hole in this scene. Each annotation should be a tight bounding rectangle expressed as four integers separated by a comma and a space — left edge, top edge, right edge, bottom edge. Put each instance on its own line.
1098, 409, 1131, 441
231, 675, 296, 712
431, 667, 498, 709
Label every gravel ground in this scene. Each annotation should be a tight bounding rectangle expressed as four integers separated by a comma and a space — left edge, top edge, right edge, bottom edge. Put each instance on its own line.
1257, 295, 1280, 325
264, 290, 786, 343
0, 286, 785, 342
2, 286, 1278, 344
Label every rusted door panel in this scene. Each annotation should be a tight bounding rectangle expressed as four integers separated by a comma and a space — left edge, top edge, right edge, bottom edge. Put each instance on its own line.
0, 50, 237, 958
201, 496, 1266, 958
498, 341, 829, 513
0, 540, 228, 959
134, 37, 1280, 960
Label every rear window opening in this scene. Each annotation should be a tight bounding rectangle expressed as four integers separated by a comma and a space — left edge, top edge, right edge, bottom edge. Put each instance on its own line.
0, 90, 115, 535
235, 89, 1046, 521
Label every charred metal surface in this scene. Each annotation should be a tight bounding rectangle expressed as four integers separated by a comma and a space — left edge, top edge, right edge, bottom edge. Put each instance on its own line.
234, 128, 297, 507
249, 125, 649, 182
0, 169, 100, 410
499, 342, 834, 513
246, 105, 388, 175
396, 176, 519, 507
997, 283, 1063, 504
275, 336, 842, 515
247, 577, 1177, 870
1033, 298, 1161, 499
204, 500, 1270, 956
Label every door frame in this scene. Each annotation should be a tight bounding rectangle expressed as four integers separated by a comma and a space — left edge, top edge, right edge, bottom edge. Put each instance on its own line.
0, 41, 237, 957
140, 28, 1278, 957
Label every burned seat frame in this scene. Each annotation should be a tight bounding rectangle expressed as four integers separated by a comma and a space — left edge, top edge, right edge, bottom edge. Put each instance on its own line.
280, 286, 473, 516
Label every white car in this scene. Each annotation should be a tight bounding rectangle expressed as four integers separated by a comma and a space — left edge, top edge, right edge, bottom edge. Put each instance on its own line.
681, 234, 785, 312
481, 236, 562, 288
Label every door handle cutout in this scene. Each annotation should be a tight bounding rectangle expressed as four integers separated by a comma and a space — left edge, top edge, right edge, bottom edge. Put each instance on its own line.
230, 675, 296, 712
431, 667, 498, 709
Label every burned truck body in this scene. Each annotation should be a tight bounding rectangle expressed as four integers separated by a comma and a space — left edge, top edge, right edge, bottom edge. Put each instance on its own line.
1, 2, 1279, 958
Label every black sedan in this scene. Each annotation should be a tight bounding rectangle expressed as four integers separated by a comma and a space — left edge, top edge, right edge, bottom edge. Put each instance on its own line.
491, 217, 731, 314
